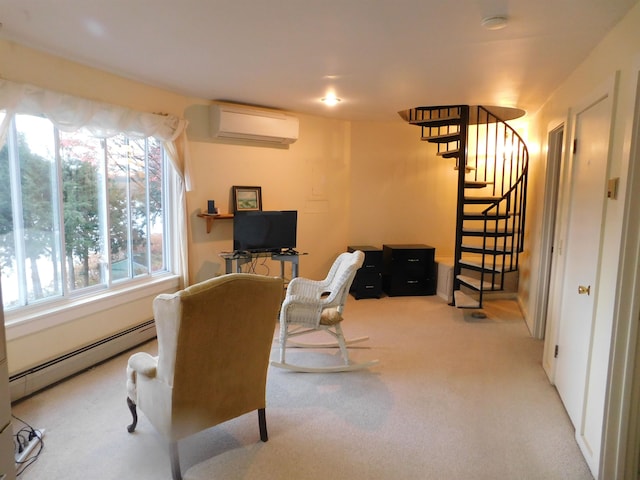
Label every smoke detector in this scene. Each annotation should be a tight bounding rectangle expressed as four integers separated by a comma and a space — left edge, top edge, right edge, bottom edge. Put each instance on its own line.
481, 15, 508, 30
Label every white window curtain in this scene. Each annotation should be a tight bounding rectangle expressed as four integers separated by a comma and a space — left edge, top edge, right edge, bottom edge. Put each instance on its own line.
0, 79, 192, 287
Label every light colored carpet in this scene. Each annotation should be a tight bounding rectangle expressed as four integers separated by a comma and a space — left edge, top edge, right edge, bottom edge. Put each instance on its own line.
11, 295, 593, 480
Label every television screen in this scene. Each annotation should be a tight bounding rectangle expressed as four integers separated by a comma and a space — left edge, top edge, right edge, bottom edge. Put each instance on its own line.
233, 210, 298, 253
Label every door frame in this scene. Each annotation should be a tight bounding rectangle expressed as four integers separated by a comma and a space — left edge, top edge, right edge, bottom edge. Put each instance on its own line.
541, 73, 618, 477
600, 59, 640, 480
541, 115, 577, 382
533, 122, 564, 344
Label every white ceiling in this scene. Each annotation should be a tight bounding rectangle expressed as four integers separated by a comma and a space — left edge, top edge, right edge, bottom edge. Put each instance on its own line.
0, 0, 637, 121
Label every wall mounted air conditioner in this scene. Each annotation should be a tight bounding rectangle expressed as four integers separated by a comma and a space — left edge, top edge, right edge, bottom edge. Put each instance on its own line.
210, 104, 299, 144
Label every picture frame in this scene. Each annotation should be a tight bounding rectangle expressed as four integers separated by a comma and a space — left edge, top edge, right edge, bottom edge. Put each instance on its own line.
232, 186, 262, 212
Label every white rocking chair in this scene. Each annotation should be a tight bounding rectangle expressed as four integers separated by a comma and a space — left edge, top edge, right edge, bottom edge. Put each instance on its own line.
271, 250, 379, 373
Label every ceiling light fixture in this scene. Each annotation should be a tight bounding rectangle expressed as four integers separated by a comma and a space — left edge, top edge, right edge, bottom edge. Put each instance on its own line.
481, 15, 508, 30
321, 93, 341, 106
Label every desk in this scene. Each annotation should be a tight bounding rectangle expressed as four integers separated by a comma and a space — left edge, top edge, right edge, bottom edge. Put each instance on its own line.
220, 251, 305, 279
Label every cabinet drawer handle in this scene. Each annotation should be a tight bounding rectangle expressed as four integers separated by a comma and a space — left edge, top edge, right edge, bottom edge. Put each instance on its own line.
407, 258, 420, 262
407, 280, 419, 284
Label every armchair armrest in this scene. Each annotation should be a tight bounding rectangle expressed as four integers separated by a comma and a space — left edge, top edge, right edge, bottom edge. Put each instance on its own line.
128, 352, 158, 378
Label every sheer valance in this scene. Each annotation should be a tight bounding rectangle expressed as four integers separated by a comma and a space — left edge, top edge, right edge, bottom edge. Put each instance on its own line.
0, 79, 186, 141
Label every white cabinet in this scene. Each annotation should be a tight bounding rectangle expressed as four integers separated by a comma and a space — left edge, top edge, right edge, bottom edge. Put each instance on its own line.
0, 283, 16, 480
0, 376, 16, 480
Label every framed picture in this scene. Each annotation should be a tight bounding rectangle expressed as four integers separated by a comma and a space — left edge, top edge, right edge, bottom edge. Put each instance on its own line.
232, 186, 262, 212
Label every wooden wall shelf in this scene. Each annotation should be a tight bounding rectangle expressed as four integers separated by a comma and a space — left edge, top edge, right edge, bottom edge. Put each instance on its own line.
197, 213, 234, 233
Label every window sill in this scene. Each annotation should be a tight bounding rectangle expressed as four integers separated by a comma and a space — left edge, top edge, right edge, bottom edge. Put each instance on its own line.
5, 274, 181, 341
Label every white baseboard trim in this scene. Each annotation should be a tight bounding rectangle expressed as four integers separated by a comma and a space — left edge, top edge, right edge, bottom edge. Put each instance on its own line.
9, 320, 156, 402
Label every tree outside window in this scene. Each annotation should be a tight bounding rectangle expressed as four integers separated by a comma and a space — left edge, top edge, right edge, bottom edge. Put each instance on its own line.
0, 114, 168, 310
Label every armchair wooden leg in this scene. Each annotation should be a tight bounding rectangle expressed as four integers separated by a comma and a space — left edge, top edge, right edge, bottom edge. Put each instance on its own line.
126, 397, 138, 433
170, 441, 182, 480
258, 408, 268, 442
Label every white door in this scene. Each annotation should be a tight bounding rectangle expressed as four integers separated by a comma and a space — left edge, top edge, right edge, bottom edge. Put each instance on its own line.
554, 95, 612, 431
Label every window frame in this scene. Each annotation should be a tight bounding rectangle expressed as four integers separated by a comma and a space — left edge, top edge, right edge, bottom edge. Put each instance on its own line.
1, 113, 180, 335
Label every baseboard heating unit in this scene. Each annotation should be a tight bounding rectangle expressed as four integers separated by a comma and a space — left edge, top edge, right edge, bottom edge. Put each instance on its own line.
9, 320, 156, 402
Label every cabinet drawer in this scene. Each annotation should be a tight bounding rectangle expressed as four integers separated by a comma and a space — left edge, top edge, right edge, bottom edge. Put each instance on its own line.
361, 253, 383, 272
353, 271, 381, 288
348, 245, 383, 273
382, 244, 436, 297
387, 248, 433, 265
386, 277, 430, 296
351, 272, 382, 299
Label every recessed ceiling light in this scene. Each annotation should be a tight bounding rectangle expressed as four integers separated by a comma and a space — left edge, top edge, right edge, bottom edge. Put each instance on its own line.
481, 15, 508, 30
321, 93, 341, 106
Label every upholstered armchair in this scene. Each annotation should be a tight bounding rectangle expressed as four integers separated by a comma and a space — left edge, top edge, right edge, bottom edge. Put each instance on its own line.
271, 250, 379, 372
126, 273, 283, 480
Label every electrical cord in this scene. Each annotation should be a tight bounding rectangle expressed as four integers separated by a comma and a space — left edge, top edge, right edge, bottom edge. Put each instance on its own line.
12, 414, 44, 476
240, 256, 271, 276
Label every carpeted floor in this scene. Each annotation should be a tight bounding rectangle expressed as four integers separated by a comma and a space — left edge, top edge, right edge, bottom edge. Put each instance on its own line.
11, 295, 593, 480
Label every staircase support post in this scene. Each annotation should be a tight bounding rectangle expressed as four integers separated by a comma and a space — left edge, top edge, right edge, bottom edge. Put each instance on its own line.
452, 105, 470, 305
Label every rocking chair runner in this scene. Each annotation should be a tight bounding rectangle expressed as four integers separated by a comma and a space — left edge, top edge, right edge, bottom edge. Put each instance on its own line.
271, 250, 379, 372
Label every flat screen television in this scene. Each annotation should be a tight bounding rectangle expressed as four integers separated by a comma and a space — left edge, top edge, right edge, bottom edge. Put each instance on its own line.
233, 210, 298, 253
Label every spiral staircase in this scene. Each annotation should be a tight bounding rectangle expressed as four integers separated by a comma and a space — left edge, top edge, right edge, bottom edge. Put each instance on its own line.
399, 105, 529, 309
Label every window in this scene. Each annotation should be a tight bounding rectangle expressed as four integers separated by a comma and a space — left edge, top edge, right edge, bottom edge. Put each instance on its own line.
0, 113, 170, 311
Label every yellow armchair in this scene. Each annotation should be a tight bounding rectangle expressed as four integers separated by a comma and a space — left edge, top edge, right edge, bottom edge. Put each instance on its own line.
126, 273, 283, 480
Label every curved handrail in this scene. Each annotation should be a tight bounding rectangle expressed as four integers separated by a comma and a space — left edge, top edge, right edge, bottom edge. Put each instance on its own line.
399, 104, 529, 308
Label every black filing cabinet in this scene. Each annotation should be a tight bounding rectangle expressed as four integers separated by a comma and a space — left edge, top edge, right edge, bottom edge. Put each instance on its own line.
382, 244, 436, 296
348, 245, 383, 299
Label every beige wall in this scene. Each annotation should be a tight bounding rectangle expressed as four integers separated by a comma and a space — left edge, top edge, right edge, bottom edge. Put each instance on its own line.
0, 40, 200, 373
521, 3, 640, 476
3, 3, 640, 470
0, 39, 459, 374
350, 121, 458, 256
185, 106, 354, 282
3, 0, 637, 405
521, 2, 640, 334
0, 40, 195, 118
525, 3, 640, 352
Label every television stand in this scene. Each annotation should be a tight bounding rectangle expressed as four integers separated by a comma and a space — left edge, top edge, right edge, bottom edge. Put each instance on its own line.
220, 251, 307, 279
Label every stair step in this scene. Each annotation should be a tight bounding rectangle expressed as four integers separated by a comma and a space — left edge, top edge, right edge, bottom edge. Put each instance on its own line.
459, 257, 519, 273
437, 148, 460, 159
462, 227, 518, 237
454, 165, 476, 172
422, 132, 460, 143
410, 115, 461, 127
465, 180, 493, 189
460, 244, 512, 255
463, 196, 501, 204
463, 212, 512, 220
459, 258, 505, 273
454, 290, 480, 309
457, 274, 499, 291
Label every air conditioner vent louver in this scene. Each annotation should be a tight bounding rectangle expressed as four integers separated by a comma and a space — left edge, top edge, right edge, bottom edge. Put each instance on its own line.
210, 104, 299, 144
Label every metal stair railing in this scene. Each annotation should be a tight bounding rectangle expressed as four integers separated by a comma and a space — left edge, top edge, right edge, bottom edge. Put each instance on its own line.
463, 106, 529, 307
397, 104, 528, 308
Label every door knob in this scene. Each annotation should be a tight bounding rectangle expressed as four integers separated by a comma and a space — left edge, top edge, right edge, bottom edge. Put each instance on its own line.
578, 285, 591, 295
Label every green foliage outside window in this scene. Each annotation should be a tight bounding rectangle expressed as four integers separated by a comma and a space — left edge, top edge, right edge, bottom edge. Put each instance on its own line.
0, 114, 167, 310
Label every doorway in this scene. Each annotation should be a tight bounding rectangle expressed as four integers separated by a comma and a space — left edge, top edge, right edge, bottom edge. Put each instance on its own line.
535, 124, 563, 344
549, 78, 616, 477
